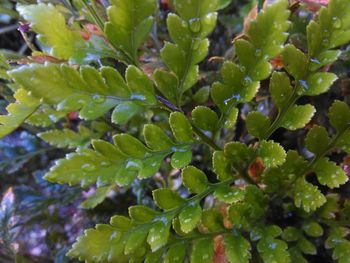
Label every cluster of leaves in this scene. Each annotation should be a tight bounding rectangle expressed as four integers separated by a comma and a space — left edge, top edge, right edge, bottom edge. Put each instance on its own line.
1, 0, 350, 262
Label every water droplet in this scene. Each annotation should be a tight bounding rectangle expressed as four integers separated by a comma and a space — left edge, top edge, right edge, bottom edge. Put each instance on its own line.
189, 18, 201, 33
255, 49, 262, 57
92, 94, 105, 104
101, 161, 112, 167
242, 76, 252, 87
239, 65, 246, 73
332, 16, 342, 29
299, 80, 309, 90
322, 38, 329, 47
323, 29, 330, 37
82, 163, 95, 172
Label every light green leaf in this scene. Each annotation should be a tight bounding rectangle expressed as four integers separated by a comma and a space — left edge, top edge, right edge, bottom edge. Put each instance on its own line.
329, 100, 350, 132
124, 228, 148, 255
224, 142, 255, 168
182, 166, 208, 194
213, 151, 232, 181
169, 112, 194, 143
297, 238, 317, 255
129, 205, 159, 223
179, 203, 202, 233
153, 189, 185, 210
269, 72, 293, 109
171, 148, 192, 169
302, 221, 323, 238
258, 140, 286, 168
192, 106, 219, 131
280, 104, 315, 130
114, 134, 149, 158
147, 221, 170, 251
112, 102, 142, 124
17, 4, 89, 62
154, 69, 178, 103
246, 112, 270, 140
190, 238, 214, 263
225, 234, 251, 263
293, 178, 326, 212
300, 72, 337, 96
193, 86, 210, 104
305, 125, 331, 155
314, 158, 348, 189
282, 227, 300, 242
214, 185, 245, 204
0, 89, 40, 138
281, 44, 308, 80
165, 243, 187, 263
175, 0, 219, 21
143, 124, 175, 151
105, 0, 157, 62
257, 237, 291, 263
247, 0, 290, 59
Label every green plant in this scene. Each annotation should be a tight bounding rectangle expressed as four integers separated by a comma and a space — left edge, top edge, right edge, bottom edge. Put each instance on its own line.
1, 0, 350, 262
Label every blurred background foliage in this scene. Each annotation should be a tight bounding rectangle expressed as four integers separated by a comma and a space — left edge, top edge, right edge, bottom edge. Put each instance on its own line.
0, 0, 350, 262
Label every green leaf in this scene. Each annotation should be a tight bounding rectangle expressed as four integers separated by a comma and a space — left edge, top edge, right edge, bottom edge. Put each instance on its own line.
38, 126, 101, 149
169, 112, 194, 143
302, 221, 323, 238
225, 234, 251, 263
124, 228, 148, 255
67, 223, 125, 262
259, 140, 286, 168
329, 100, 350, 132
224, 142, 255, 168
257, 237, 291, 263
153, 189, 185, 210
154, 70, 178, 103
114, 134, 149, 158
147, 221, 170, 251
179, 203, 202, 233
8, 64, 156, 121
246, 112, 270, 140
213, 151, 232, 181
105, 0, 157, 62
280, 104, 315, 130
300, 72, 338, 96
182, 166, 208, 194
293, 178, 326, 212
129, 205, 159, 223
305, 125, 331, 155
0, 89, 40, 138
214, 185, 245, 204
191, 106, 218, 132
190, 238, 214, 263
247, 0, 291, 59
80, 186, 113, 209
201, 209, 224, 232
297, 238, 317, 255
282, 227, 300, 242
165, 242, 187, 263
17, 4, 90, 62
269, 72, 293, 109
111, 102, 142, 124
314, 158, 348, 189
175, 0, 219, 21
171, 148, 192, 169
193, 86, 210, 104
144, 124, 175, 151
309, 50, 341, 71
281, 44, 308, 80
332, 240, 350, 263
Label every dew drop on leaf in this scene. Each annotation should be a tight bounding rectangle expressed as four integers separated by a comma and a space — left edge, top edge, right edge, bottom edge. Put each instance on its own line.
92, 94, 106, 104
82, 163, 95, 172
189, 18, 201, 33
332, 17, 342, 29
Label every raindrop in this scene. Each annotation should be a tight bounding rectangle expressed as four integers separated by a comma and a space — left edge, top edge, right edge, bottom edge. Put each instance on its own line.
82, 163, 95, 172
322, 38, 330, 47
239, 65, 246, 73
255, 49, 262, 57
332, 17, 342, 29
242, 76, 252, 87
189, 18, 201, 33
299, 80, 309, 90
92, 94, 105, 104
